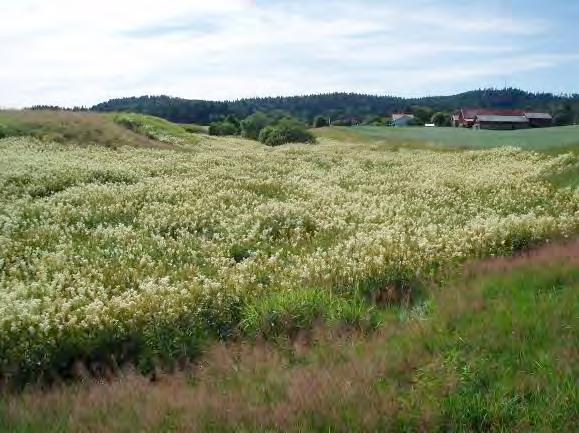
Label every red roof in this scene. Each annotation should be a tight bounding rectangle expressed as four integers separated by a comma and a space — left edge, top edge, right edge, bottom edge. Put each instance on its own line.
461, 108, 525, 120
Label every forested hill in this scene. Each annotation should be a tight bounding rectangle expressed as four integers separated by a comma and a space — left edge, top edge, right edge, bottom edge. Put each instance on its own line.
91, 89, 579, 125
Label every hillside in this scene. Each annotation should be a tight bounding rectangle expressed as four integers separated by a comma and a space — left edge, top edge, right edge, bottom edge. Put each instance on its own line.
91, 88, 579, 125
0, 111, 205, 149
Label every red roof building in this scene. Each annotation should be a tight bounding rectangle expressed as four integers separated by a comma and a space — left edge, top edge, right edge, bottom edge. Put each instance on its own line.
456, 109, 526, 128
453, 109, 553, 130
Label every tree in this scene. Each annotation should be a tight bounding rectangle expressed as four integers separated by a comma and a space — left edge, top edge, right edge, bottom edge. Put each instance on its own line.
224, 115, 241, 129
240, 112, 271, 140
313, 115, 329, 128
431, 112, 449, 127
208, 120, 239, 136
258, 117, 316, 146
553, 103, 574, 126
411, 106, 434, 125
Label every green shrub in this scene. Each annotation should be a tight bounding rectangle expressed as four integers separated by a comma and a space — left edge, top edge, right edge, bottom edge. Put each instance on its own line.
258, 118, 316, 146
313, 115, 329, 128
0, 123, 19, 139
208, 121, 240, 136
431, 112, 450, 127
241, 112, 271, 140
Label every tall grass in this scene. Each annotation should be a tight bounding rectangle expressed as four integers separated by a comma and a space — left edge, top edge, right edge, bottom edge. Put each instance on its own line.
1, 241, 577, 432
0, 130, 577, 386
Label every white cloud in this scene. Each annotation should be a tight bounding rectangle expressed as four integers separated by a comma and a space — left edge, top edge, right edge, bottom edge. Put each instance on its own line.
0, 0, 574, 107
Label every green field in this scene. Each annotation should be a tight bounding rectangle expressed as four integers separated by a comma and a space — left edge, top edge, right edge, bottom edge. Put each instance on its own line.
316, 125, 579, 154
1, 112, 578, 432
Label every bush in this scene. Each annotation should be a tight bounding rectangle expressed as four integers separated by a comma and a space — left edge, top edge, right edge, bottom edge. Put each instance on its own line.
241, 112, 271, 140
313, 115, 329, 128
431, 112, 450, 127
258, 118, 316, 147
208, 121, 240, 136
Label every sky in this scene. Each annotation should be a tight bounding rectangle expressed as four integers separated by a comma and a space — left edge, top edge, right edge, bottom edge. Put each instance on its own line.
1, 0, 578, 108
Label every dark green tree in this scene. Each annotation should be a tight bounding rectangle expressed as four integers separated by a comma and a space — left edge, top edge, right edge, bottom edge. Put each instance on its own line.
411, 106, 434, 125
240, 112, 271, 140
313, 115, 329, 128
553, 103, 574, 126
431, 112, 449, 127
208, 120, 239, 136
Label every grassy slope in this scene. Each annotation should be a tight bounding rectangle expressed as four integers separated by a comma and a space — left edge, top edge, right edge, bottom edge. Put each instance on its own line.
1, 241, 577, 433
109, 113, 205, 146
315, 125, 579, 154
0, 110, 205, 150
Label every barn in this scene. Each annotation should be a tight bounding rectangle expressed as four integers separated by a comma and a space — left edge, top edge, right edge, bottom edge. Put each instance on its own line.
454, 108, 554, 130
524, 112, 553, 128
456, 109, 527, 128
474, 114, 529, 130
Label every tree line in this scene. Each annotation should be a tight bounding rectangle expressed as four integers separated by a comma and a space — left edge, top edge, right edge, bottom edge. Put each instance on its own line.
90, 88, 579, 126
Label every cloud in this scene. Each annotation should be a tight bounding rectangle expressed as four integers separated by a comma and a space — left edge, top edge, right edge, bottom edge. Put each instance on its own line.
0, 0, 576, 107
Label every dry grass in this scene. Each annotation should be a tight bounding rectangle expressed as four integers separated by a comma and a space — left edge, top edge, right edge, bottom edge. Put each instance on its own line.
2, 240, 578, 433
0, 110, 176, 149
465, 238, 579, 274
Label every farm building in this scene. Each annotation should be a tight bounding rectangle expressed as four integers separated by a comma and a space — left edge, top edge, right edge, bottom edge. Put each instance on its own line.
453, 109, 553, 130
525, 112, 553, 127
451, 114, 460, 127
392, 113, 415, 127
474, 114, 529, 130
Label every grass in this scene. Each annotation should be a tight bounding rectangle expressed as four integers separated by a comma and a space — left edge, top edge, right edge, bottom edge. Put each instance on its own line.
0, 110, 207, 150
315, 125, 579, 154
546, 162, 579, 189
1, 240, 577, 432
0, 110, 177, 150
109, 113, 204, 146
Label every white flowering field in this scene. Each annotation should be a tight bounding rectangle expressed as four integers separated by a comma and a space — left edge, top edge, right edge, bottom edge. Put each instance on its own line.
1, 135, 577, 381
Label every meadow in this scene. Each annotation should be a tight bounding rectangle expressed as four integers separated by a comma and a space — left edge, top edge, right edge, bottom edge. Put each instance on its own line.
1, 114, 578, 382
0, 113, 578, 430
316, 125, 579, 154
